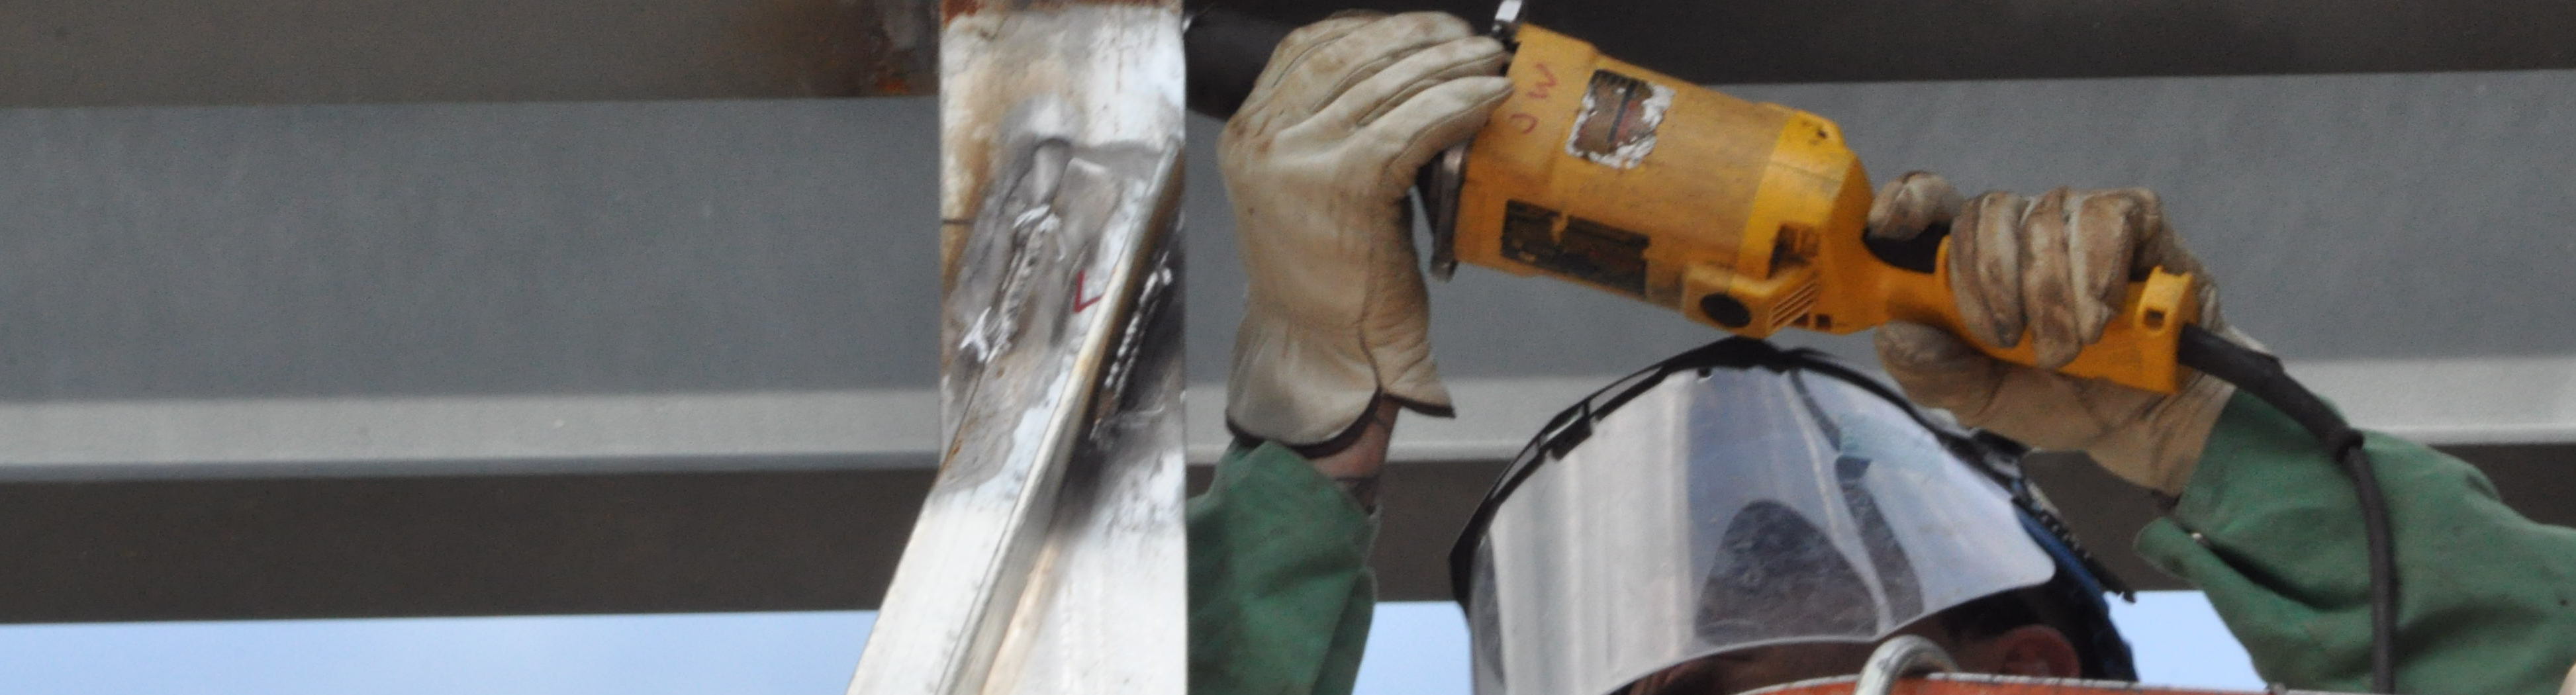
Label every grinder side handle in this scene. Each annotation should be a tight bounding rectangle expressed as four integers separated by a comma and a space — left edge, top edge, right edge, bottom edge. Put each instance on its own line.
1861, 231, 2202, 394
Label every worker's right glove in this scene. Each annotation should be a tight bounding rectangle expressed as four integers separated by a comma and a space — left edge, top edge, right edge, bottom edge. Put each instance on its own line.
1866, 172, 2253, 496
1218, 11, 1510, 448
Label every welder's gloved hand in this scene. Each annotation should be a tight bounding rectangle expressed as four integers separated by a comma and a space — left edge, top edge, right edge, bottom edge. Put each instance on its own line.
1219, 11, 1511, 447
1866, 171, 2252, 496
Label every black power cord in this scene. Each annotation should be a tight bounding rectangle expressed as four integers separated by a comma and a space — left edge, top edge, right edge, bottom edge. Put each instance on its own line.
2176, 325, 2399, 693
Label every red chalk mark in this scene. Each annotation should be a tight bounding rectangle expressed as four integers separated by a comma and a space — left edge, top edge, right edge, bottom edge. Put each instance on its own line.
1506, 113, 1539, 134
1525, 63, 1558, 101
1073, 269, 1104, 312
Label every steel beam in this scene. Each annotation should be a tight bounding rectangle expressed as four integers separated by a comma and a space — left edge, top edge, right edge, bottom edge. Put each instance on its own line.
0, 0, 939, 107
11, 0, 2576, 107
847, 2, 1188, 692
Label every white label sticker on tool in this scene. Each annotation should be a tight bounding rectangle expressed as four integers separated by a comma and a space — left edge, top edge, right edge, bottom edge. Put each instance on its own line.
1565, 70, 1673, 169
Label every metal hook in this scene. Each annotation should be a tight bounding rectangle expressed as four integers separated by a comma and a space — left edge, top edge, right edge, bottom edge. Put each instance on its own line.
1853, 635, 1960, 695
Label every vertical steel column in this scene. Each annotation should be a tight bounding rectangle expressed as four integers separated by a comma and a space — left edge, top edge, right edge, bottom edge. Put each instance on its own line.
849, 1, 1186, 694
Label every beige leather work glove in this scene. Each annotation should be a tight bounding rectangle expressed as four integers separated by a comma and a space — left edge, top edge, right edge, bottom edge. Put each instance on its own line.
1219, 11, 1510, 447
1867, 172, 2252, 496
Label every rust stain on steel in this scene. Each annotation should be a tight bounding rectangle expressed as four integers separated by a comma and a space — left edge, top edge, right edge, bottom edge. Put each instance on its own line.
739, 0, 938, 96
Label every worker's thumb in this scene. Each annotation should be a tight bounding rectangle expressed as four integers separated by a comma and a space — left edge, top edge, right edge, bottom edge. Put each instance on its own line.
1874, 322, 2007, 421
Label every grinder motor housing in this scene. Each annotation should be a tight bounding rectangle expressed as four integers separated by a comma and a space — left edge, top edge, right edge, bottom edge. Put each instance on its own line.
1426, 24, 2197, 393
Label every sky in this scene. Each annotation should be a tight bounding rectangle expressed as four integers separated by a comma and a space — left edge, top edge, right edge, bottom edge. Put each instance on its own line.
0, 592, 2257, 694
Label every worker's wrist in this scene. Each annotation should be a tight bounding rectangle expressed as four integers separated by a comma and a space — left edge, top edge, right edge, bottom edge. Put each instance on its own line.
1229, 397, 1399, 509
1228, 409, 1372, 461
1306, 398, 1398, 471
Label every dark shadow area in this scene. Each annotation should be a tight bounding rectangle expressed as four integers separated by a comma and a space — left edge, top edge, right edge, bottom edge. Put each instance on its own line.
3, 443, 2569, 623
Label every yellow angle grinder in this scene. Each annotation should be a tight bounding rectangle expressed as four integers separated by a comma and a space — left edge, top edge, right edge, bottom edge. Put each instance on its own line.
1186, 5, 2197, 393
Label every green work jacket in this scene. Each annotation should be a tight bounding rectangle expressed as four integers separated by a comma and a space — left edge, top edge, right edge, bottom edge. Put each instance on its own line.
1187, 392, 2576, 694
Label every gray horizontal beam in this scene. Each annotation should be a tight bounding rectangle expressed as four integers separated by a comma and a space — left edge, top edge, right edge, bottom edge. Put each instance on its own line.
12, 0, 2576, 107
0, 99, 941, 401
0, 463, 934, 623
3, 73, 2570, 418
2, 356, 2568, 481
3, 443, 2571, 622
2, 0, 937, 107
1219, 0, 2576, 85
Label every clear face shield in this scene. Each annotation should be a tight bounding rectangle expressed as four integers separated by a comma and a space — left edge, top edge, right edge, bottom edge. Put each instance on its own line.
1451, 342, 2069, 695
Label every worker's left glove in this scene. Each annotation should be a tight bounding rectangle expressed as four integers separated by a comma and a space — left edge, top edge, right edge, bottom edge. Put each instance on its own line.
1866, 172, 2252, 496
1219, 11, 1511, 447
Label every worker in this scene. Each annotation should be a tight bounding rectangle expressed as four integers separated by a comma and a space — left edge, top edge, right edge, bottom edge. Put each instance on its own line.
1187, 10, 2576, 695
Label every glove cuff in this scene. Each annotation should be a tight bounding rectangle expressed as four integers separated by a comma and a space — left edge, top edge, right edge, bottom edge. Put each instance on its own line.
1225, 312, 1453, 447
2101, 373, 2236, 496
1376, 349, 1455, 418
1226, 313, 1386, 447
2092, 326, 2261, 495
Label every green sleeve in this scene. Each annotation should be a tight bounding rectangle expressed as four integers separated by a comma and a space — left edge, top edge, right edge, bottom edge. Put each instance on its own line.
1187, 441, 1379, 695
2136, 391, 2576, 694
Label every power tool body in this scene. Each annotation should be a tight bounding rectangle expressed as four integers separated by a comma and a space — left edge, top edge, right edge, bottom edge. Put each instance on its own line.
1188, 8, 2198, 393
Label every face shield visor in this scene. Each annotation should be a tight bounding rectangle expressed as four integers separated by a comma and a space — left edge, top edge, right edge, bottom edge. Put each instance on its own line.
1449, 340, 2083, 695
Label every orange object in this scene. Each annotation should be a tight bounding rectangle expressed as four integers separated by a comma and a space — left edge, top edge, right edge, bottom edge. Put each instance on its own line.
1445, 24, 2197, 393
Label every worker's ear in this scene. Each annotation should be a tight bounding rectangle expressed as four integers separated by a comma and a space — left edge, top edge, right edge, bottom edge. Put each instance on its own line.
1983, 624, 2083, 678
